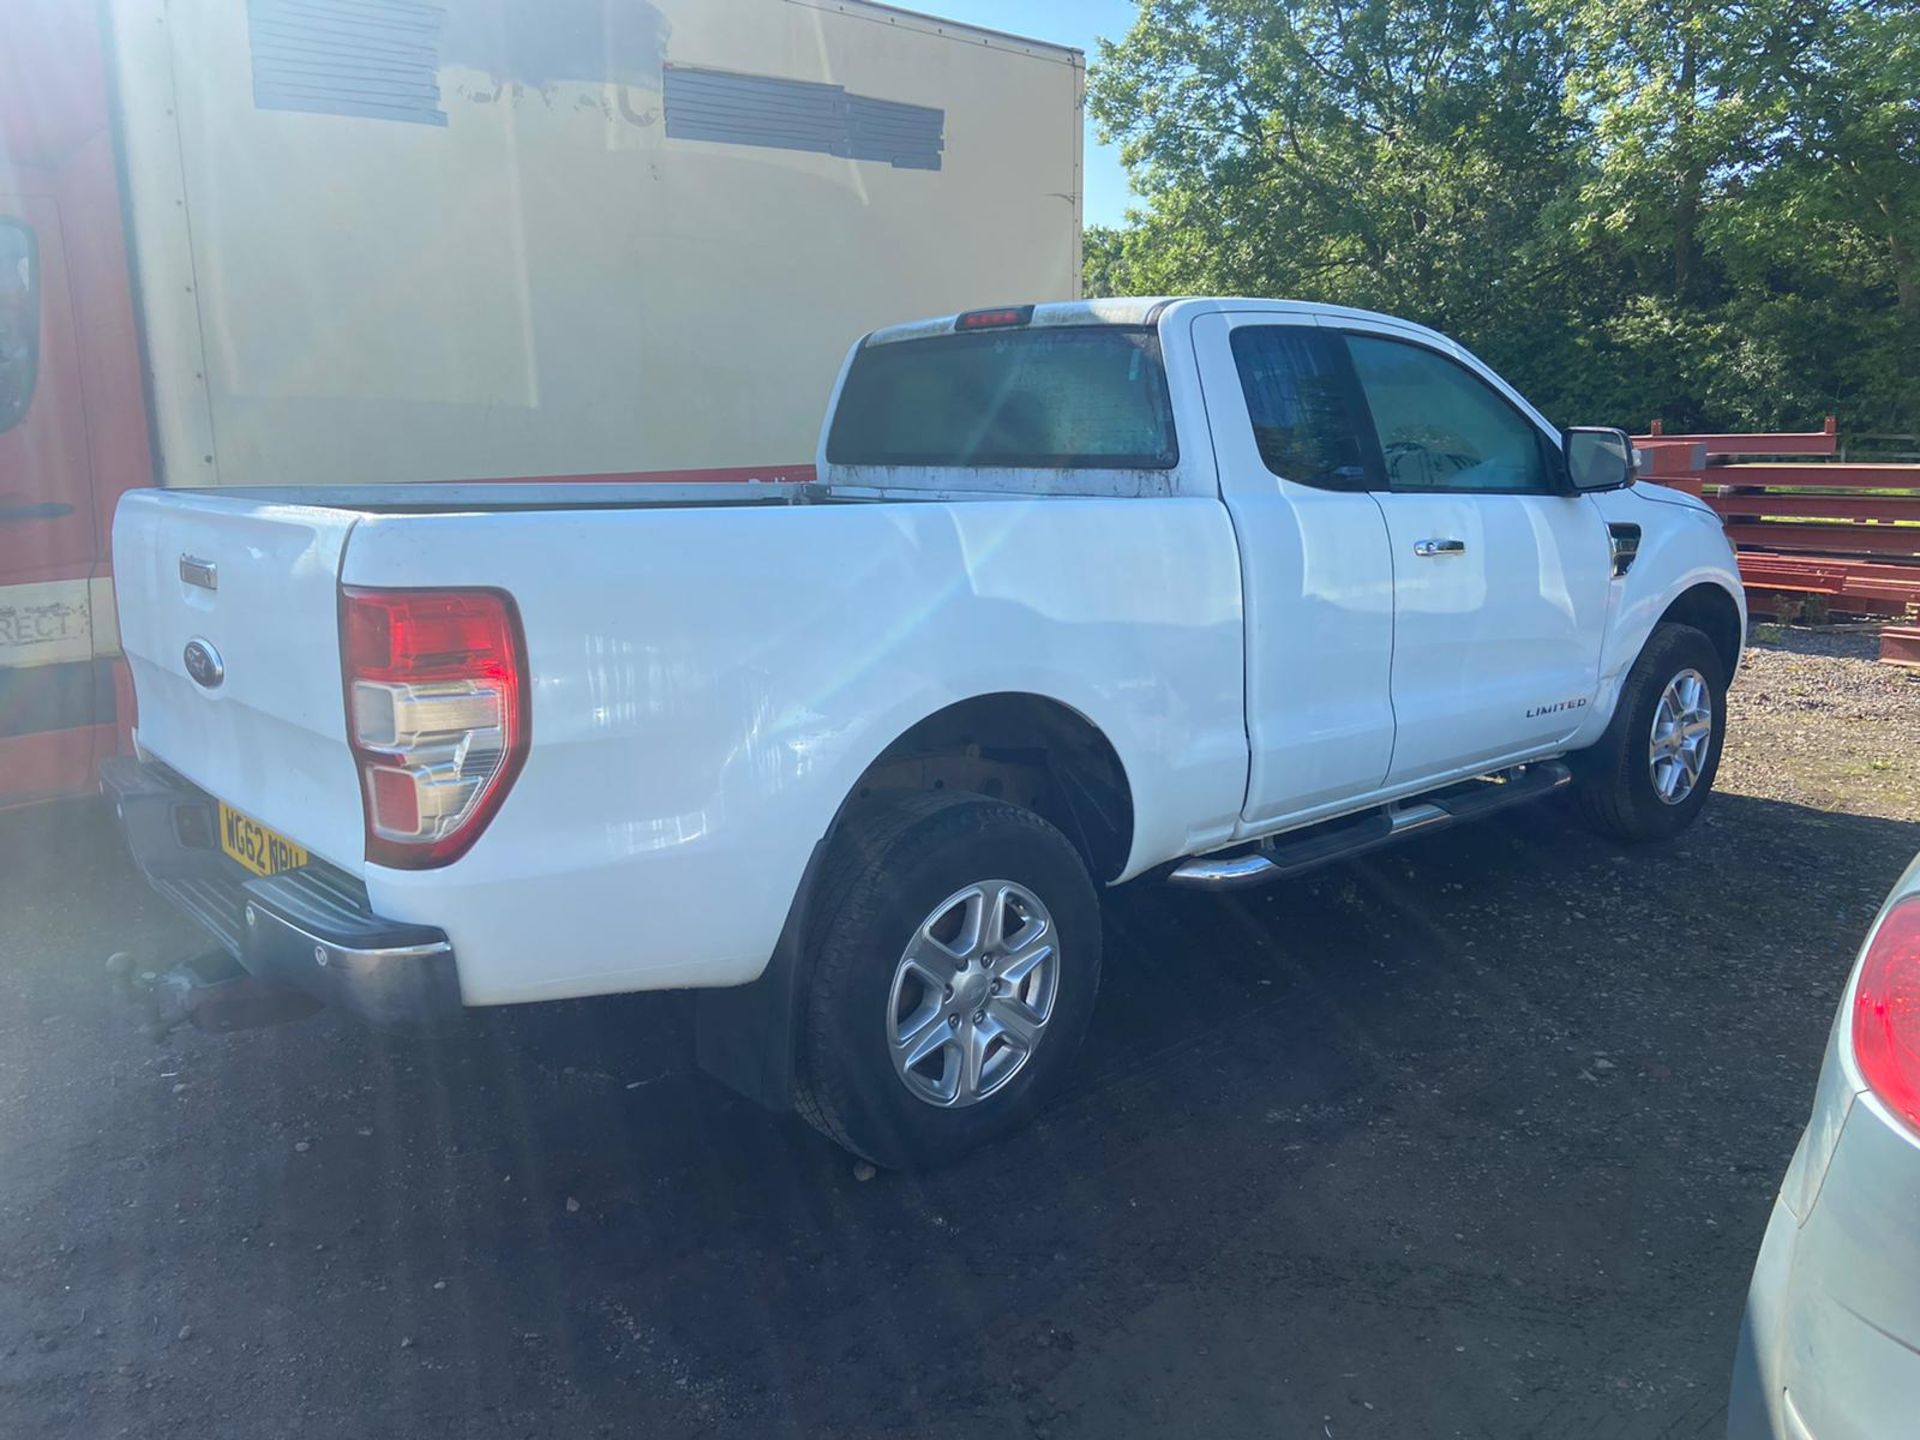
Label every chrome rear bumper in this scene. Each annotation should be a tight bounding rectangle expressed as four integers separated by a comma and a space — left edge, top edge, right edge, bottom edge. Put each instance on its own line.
101, 757, 462, 1031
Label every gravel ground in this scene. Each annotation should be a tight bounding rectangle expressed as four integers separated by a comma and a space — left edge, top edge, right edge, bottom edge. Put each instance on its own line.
1, 628, 1916, 1440
1724, 627, 1920, 818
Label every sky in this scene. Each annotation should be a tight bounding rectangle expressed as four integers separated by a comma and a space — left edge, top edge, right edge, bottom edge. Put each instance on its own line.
916, 0, 1141, 228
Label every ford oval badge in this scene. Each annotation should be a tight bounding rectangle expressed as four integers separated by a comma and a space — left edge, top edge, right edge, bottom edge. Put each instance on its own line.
184, 638, 225, 690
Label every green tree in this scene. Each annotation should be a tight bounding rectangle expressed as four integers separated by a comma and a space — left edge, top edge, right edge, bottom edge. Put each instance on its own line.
1737, 1, 1920, 315
1089, 0, 1579, 338
1549, 0, 1760, 301
1088, 0, 1920, 433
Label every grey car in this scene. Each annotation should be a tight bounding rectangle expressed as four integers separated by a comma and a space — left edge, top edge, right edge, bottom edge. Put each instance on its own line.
1729, 851, 1920, 1439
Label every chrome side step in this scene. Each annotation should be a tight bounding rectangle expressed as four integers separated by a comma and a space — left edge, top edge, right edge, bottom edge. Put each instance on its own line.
1168, 760, 1573, 891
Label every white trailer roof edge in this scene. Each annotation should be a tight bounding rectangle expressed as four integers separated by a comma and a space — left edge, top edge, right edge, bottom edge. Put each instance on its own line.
786, 0, 1086, 62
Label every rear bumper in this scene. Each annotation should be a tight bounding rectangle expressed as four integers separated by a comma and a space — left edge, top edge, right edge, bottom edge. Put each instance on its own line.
101, 757, 463, 1030
1729, 1096, 1920, 1440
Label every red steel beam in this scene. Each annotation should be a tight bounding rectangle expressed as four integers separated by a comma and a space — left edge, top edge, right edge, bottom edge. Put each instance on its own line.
1737, 551, 1920, 582
1739, 560, 1849, 594
1706, 492, 1920, 522
1726, 522, 1920, 559
1702, 462, 1920, 489
1640, 416, 1837, 456
1748, 590, 1917, 618
1882, 627, 1920, 668
1736, 570, 1920, 615
1738, 549, 1920, 617
1635, 440, 1710, 477
1689, 433, 1838, 456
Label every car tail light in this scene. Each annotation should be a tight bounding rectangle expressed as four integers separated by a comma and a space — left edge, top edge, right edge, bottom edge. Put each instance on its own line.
340, 587, 528, 869
1851, 896, 1920, 1134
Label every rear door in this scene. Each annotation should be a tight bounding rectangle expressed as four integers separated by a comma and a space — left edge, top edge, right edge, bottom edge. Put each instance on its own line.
1190, 313, 1397, 826
0, 193, 106, 806
1333, 321, 1612, 786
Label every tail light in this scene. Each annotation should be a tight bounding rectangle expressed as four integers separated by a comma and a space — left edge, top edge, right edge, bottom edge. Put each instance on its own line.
340, 587, 528, 869
956, 305, 1035, 331
1851, 896, 1920, 1134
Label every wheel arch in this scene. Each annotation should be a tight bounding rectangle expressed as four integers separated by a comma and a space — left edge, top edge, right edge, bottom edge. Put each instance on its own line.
694, 689, 1136, 1112
829, 691, 1137, 886
1657, 581, 1745, 681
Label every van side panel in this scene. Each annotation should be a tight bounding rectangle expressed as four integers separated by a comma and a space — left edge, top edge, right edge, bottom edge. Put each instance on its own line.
0, 1, 155, 807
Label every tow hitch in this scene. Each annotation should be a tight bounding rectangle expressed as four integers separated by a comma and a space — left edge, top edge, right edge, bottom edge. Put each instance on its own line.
109, 950, 323, 1039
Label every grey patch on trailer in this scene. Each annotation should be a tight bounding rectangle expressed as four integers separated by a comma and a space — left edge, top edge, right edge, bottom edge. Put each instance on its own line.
664, 66, 945, 171
441, 0, 671, 91
246, 0, 450, 126
246, 0, 673, 126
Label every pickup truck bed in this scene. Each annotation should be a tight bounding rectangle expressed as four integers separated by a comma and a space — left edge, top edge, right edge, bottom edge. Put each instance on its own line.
114, 477, 1249, 1006
195, 483, 816, 512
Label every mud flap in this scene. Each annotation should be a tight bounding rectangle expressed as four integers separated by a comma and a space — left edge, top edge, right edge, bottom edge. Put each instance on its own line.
691, 839, 827, 1113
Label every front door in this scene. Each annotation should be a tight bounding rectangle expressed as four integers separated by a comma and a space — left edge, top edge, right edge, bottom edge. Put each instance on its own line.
1335, 325, 1612, 787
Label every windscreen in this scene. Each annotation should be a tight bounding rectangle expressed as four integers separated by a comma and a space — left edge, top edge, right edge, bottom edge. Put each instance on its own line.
826, 326, 1179, 470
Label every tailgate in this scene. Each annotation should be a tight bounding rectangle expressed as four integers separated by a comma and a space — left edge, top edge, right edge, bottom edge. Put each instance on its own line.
113, 490, 366, 871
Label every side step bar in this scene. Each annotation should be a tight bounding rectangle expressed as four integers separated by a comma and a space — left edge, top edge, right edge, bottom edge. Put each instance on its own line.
1168, 760, 1573, 891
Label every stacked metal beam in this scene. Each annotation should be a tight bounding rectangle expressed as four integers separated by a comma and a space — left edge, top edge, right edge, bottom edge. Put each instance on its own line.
1633, 418, 1920, 663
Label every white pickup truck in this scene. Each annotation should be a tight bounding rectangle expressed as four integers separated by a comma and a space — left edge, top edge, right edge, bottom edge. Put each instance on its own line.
106, 298, 1745, 1167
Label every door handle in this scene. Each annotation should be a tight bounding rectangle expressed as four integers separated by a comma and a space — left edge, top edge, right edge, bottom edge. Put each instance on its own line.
1413, 538, 1466, 558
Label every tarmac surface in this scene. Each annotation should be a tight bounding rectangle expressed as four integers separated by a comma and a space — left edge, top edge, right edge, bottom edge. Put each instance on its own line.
3, 631, 1915, 1438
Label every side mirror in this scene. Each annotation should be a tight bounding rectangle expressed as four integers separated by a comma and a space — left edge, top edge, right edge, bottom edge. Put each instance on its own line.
1563, 426, 1638, 492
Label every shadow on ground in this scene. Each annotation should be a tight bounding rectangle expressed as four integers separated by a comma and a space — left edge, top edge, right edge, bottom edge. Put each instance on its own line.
2, 789, 1913, 1439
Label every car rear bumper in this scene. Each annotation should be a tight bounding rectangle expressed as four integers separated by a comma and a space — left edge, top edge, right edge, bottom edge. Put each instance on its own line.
1729, 1095, 1920, 1440
101, 756, 463, 1030
1728, 1197, 1811, 1440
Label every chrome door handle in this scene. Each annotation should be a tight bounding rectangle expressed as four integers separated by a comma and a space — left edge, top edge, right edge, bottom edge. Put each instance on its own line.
1413, 538, 1467, 558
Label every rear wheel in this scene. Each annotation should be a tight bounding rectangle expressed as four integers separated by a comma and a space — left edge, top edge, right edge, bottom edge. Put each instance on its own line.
794, 791, 1102, 1170
1572, 621, 1728, 842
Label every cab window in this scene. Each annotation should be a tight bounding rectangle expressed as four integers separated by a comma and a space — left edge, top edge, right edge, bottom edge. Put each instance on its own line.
1344, 333, 1553, 493
827, 326, 1178, 470
1228, 325, 1374, 490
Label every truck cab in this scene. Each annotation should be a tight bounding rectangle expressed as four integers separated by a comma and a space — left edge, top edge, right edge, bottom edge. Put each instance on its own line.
824, 298, 1744, 837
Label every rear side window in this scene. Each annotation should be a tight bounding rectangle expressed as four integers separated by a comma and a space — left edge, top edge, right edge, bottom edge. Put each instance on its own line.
827, 327, 1179, 470
1228, 325, 1374, 489
0, 221, 37, 434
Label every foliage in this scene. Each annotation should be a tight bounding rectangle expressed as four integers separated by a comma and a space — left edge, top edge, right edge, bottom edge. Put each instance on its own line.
1087, 0, 1920, 434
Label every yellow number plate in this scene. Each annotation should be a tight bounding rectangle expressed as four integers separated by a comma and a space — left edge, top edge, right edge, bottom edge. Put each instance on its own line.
218, 802, 309, 878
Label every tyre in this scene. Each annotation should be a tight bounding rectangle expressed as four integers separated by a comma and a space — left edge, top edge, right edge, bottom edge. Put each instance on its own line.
793, 790, 1103, 1170
1571, 621, 1728, 842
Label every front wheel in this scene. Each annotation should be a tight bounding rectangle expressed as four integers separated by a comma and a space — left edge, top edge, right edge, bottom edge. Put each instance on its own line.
1571, 621, 1729, 842
794, 791, 1102, 1170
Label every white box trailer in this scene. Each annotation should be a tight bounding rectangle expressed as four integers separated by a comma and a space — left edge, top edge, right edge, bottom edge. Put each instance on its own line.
116, 0, 1085, 487
0, 0, 1083, 805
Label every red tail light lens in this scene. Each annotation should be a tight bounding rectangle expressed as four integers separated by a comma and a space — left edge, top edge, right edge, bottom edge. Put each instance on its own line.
1851, 896, 1920, 1134
956, 305, 1035, 331
340, 587, 528, 869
